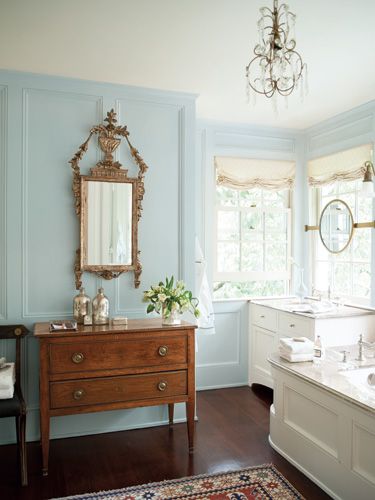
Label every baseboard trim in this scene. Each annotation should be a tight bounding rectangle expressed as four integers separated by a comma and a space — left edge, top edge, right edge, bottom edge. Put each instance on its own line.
268, 435, 340, 500
197, 382, 247, 391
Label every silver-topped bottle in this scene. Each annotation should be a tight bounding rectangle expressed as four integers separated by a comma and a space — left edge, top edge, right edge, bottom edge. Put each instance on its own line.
73, 288, 91, 325
92, 287, 110, 325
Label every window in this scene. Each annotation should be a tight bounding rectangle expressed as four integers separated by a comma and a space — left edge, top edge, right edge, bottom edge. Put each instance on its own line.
311, 179, 372, 304
308, 144, 373, 305
214, 185, 292, 299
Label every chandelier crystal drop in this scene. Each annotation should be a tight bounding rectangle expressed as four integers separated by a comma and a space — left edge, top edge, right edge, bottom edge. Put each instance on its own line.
246, 0, 307, 100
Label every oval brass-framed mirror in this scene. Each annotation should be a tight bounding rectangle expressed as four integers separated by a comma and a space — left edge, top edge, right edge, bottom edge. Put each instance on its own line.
69, 109, 148, 289
319, 199, 354, 254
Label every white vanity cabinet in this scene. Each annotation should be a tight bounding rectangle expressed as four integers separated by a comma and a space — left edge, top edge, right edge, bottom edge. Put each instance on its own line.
249, 300, 375, 389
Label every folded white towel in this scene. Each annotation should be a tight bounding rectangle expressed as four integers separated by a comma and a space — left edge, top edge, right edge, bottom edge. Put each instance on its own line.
0, 386, 14, 399
0, 362, 15, 391
279, 337, 314, 354
279, 348, 314, 363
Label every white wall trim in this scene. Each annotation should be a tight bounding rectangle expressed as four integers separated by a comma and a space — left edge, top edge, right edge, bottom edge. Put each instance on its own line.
0, 85, 7, 320
197, 382, 248, 391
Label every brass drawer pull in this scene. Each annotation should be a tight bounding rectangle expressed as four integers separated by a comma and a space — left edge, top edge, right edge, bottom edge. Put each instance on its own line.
289, 324, 295, 328
158, 381, 167, 391
72, 352, 85, 364
73, 389, 85, 400
158, 346, 168, 357
260, 315, 265, 318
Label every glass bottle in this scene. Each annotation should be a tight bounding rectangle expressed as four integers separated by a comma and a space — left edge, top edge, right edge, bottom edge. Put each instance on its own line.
92, 287, 110, 325
73, 288, 91, 325
313, 335, 324, 365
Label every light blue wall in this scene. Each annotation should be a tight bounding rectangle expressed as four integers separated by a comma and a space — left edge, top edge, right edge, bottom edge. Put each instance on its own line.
0, 70, 197, 444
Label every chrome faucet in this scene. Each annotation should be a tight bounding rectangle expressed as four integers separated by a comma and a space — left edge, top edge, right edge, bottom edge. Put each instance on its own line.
356, 334, 375, 361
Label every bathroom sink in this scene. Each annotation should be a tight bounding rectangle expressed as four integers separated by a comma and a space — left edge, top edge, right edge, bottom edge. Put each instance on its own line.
281, 300, 336, 315
340, 365, 375, 390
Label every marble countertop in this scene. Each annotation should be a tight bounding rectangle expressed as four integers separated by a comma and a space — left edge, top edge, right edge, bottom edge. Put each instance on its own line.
251, 298, 375, 319
268, 348, 375, 414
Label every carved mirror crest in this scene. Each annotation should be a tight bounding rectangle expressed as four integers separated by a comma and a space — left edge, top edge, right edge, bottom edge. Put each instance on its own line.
69, 109, 148, 289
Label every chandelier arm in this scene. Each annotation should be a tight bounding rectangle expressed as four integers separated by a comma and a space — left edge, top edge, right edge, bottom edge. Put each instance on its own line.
278, 3, 289, 13
248, 77, 275, 98
260, 7, 274, 17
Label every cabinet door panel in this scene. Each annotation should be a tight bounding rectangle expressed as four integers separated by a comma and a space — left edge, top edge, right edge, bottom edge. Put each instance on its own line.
251, 326, 278, 388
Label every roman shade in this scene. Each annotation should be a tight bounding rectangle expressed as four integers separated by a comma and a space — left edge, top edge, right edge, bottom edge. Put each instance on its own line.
215, 157, 295, 190
308, 144, 372, 186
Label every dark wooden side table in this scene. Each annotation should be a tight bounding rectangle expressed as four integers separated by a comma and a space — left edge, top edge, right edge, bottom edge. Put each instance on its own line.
34, 319, 196, 476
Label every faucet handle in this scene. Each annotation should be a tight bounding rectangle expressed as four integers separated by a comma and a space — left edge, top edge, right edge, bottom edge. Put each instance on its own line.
340, 350, 350, 363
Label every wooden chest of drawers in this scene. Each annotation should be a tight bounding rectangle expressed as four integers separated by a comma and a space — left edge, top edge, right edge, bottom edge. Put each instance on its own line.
34, 319, 196, 476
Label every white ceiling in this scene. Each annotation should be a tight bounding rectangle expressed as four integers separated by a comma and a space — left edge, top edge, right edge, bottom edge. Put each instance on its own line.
0, 0, 374, 129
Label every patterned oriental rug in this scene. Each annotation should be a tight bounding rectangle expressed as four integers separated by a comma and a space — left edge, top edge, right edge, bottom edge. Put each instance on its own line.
52, 464, 305, 500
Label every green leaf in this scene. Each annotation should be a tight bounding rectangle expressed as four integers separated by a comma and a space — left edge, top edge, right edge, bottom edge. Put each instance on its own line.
147, 304, 155, 314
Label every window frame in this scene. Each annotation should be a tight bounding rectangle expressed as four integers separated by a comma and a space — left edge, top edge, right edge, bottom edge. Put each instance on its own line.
213, 186, 293, 293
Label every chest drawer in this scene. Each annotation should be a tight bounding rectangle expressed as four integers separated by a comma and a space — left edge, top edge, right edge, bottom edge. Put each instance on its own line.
50, 370, 187, 409
251, 304, 277, 331
49, 336, 187, 374
278, 312, 311, 338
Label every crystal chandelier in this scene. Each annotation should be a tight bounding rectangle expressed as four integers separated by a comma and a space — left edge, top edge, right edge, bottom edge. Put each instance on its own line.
246, 0, 307, 103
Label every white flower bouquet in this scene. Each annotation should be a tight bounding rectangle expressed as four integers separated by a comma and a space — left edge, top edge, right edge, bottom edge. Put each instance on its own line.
143, 276, 200, 320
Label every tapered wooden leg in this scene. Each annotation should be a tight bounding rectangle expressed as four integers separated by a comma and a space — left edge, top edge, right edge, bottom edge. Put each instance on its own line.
185, 400, 195, 453
168, 403, 174, 426
39, 340, 50, 476
40, 409, 50, 476
19, 413, 28, 486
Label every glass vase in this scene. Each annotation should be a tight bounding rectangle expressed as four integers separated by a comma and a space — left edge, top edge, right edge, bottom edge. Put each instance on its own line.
162, 305, 181, 326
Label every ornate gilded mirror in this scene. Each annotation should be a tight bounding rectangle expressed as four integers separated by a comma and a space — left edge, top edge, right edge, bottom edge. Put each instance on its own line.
319, 199, 354, 254
69, 109, 148, 289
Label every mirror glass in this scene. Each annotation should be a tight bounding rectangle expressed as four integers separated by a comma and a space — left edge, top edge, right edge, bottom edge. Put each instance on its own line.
84, 181, 133, 266
319, 199, 354, 253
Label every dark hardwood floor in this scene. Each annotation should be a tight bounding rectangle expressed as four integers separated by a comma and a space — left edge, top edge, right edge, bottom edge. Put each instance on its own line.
0, 386, 330, 500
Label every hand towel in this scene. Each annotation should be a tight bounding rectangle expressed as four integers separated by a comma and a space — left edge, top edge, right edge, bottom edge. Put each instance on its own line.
0, 362, 15, 399
195, 237, 215, 334
279, 336, 314, 354
279, 348, 314, 363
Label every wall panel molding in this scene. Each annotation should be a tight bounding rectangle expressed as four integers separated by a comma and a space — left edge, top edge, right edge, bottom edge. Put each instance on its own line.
113, 99, 186, 314
214, 130, 296, 154
21, 88, 103, 319
307, 114, 374, 157
196, 309, 241, 368
0, 85, 7, 320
